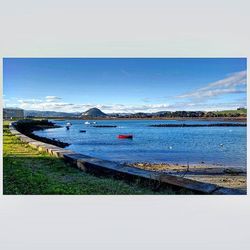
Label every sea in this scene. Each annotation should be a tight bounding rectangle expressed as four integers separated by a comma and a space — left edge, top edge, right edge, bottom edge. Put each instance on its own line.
34, 119, 247, 169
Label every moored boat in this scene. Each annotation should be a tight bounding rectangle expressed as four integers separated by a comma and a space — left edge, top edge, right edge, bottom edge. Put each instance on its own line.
66, 122, 72, 130
117, 134, 133, 139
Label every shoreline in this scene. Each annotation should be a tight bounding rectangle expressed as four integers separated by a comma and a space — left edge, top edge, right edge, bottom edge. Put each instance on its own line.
130, 162, 247, 191
9, 119, 246, 194
4, 121, 175, 195
149, 123, 246, 127
13, 119, 70, 148
48, 116, 247, 122
35, 118, 246, 171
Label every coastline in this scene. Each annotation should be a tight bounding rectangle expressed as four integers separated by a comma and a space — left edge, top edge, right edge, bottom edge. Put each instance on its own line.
149, 123, 246, 127
17, 119, 246, 168
8, 119, 246, 194
130, 162, 247, 191
4, 121, 177, 195
49, 116, 247, 122
13, 119, 70, 148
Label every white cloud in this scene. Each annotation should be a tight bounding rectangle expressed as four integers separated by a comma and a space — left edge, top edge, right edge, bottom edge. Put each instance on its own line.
177, 70, 247, 100
18, 99, 43, 104
99, 104, 171, 113
13, 98, 246, 113
10, 86, 247, 114
45, 96, 62, 102
14, 96, 173, 113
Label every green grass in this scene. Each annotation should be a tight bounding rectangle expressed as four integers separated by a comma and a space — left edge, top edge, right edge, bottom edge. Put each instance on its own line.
3, 121, 186, 195
213, 108, 247, 117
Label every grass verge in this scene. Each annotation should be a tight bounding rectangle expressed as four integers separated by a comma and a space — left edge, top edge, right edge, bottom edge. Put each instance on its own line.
3, 121, 190, 195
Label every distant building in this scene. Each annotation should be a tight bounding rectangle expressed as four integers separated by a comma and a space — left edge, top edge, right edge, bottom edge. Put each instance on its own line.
3, 107, 24, 119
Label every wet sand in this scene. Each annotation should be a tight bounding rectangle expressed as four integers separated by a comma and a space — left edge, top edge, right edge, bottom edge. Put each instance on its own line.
130, 163, 247, 191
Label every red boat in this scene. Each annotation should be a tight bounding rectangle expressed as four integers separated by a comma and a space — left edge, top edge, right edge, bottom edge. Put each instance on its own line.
117, 134, 133, 139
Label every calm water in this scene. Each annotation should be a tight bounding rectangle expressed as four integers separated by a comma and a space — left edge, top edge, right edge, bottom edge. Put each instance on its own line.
34, 119, 247, 168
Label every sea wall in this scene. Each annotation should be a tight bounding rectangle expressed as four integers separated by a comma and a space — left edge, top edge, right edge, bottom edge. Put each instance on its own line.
13, 119, 69, 147
9, 122, 246, 195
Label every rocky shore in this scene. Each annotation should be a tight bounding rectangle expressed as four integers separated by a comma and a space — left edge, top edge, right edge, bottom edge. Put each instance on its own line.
130, 162, 247, 191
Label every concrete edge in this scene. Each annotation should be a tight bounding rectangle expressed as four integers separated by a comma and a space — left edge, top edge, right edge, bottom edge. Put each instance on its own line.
8, 122, 246, 195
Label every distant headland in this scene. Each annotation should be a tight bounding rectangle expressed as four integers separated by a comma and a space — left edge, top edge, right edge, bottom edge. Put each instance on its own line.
23, 107, 247, 121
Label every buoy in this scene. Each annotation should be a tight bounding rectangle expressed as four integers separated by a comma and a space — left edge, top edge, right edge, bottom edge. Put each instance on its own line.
169, 146, 173, 150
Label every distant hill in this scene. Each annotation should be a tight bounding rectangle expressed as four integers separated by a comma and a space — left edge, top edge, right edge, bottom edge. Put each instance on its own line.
24, 110, 80, 117
81, 108, 107, 117
106, 108, 247, 119
213, 108, 247, 116
23, 107, 246, 119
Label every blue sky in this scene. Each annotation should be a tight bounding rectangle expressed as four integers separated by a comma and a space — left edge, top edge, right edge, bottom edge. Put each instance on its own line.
3, 58, 247, 113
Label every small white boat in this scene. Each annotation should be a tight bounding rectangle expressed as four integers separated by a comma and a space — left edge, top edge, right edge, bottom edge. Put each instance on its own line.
85, 121, 91, 125
66, 122, 72, 130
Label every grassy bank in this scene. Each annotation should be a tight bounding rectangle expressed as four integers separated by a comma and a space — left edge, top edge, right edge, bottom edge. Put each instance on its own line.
3, 122, 188, 195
